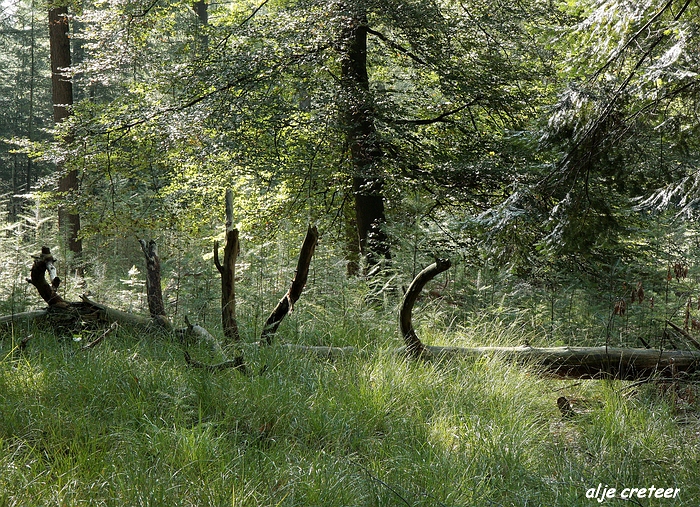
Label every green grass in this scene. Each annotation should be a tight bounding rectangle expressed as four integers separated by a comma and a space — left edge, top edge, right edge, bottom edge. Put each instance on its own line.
1, 318, 699, 506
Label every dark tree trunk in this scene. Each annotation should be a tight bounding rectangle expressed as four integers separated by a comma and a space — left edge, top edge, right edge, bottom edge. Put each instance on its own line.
192, 0, 209, 52
340, 7, 390, 268
261, 225, 319, 345
27, 5, 36, 194
214, 189, 240, 343
49, 6, 82, 261
139, 239, 166, 318
49, 7, 72, 124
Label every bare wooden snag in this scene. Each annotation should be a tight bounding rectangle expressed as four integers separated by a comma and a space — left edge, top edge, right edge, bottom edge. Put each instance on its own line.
261, 225, 319, 345
399, 258, 451, 358
26, 246, 69, 308
139, 239, 166, 318
214, 189, 240, 343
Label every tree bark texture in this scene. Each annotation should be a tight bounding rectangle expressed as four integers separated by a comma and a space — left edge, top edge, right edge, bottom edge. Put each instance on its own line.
340, 6, 390, 267
139, 239, 166, 318
49, 6, 82, 259
49, 7, 72, 124
399, 259, 452, 358
214, 189, 240, 342
261, 225, 319, 345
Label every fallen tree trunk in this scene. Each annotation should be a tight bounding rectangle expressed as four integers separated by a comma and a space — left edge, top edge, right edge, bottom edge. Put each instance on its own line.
261, 225, 319, 345
419, 344, 700, 380
1, 247, 206, 339
78, 294, 171, 331
277, 343, 700, 380
0, 310, 51, 326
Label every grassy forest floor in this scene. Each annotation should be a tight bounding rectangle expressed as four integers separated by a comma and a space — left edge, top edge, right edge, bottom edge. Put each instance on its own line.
1, 304, 700, 506
1, 230, 700, 506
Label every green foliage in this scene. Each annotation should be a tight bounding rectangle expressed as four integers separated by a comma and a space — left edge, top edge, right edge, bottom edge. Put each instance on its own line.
0, 0, 54, 219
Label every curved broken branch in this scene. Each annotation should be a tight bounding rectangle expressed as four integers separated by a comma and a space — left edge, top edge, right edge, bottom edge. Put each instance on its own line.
261, 225, 319, 345
399, 258, 451, 358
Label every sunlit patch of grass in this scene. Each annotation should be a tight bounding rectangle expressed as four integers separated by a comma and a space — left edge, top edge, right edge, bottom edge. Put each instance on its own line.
1, 320, 699, 506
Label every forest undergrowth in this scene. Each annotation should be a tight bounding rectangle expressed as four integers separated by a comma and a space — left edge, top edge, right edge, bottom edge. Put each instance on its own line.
1, 230, 700, 506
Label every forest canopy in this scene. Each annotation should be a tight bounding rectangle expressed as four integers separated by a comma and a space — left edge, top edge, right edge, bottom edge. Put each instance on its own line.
1, 0, 700, 310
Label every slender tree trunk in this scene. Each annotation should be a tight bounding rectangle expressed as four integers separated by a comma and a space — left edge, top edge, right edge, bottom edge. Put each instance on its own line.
193, 0, 209, 52
49, 6, 82, 261
340, 6, 390, 268
214, 189, 240, 343
26, 2, 36, 198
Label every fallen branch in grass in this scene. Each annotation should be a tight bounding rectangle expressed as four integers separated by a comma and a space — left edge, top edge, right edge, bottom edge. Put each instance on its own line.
183, 350, 247, 373
666, 320, 700, 351
82, 321, 119, 350
419, 344, 700, 380
0, 310, 51, 327
278, 343, 700, 380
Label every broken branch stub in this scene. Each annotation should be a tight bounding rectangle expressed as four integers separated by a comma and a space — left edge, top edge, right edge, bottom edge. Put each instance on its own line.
261, 225, 319, 345
399, 258, 451, 358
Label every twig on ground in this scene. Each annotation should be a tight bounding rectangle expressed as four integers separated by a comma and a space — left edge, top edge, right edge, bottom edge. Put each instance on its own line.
82, 322, 119, 350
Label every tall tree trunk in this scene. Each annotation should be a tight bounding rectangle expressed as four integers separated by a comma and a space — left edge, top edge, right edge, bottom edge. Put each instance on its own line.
340, 6, 390, 269
192, 0, 209, 53
27, 2, 36, 198
49, 6, 82, 262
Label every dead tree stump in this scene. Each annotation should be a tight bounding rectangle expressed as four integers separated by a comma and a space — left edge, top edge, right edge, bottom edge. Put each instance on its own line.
139, 239, 166, 318
26, 247, 69, 308
214, 189, 240, 343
